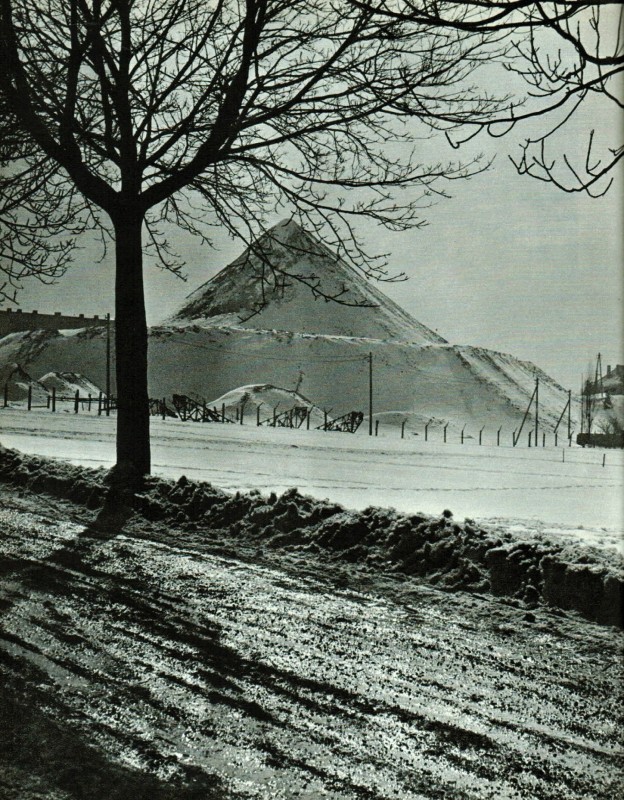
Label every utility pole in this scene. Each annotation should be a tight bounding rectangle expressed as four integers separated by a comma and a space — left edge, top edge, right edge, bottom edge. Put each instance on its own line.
595, 353, 604, 401
368, 351, 373, 436
534, 377, 539, 446
105, 312, 111, 417
567, 389, 571, 441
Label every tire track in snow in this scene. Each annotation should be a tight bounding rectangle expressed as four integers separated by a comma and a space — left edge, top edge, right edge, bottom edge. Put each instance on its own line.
0, 502, 622, 799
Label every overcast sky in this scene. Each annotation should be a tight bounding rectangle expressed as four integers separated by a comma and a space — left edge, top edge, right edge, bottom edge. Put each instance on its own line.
6, 89, 622, 392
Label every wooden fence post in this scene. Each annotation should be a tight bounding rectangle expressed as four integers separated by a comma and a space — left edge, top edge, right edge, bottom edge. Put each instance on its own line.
27, 385, 32, 411
74, 390, 79, 413
528, 431, 532, 447
52, 387, 56, 412
98, 391, 102, 415
401, 420, 406, 439
497, 427, 501, 446
222, 403, 226, 423
162, 398, 166, 421
88, 393, 92, 412
375, 420, 379, 436
257, 406, 261, 426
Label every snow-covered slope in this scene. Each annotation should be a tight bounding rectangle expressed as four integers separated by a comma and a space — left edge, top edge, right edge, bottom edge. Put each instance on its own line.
0, 324, 576, 434
169, 219, 445, 345
0, 362, 48, 404
39, 371, 103, 397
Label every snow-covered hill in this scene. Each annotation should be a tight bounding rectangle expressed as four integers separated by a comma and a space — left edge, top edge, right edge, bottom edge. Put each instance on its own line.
0, 324, 576, 434
169, 219, 445, 345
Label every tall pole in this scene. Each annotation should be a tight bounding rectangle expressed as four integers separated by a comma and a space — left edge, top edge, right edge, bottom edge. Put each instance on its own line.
567, 389, 571, 440
534, 377, 539, 446
368, 351, 373, 436
105, 312, 111, 417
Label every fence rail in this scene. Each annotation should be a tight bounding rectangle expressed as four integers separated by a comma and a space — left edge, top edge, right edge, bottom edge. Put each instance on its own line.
171, 394, 233, 423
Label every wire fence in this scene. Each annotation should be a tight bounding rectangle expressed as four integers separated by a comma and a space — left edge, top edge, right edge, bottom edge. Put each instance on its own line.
6, 381, 622, 452
3, 384, 116, 415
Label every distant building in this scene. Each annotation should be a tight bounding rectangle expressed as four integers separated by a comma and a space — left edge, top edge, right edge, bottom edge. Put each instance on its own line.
605, 364, 624, 380
0, 308, 111, 337
600, 364, 624, 396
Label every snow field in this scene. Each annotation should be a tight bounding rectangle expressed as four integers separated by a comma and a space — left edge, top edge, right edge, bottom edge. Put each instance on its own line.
1, 406, 622, 544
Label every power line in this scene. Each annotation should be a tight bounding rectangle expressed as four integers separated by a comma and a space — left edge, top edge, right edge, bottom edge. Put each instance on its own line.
156, 336, 370, 365
152, 335, 576, 397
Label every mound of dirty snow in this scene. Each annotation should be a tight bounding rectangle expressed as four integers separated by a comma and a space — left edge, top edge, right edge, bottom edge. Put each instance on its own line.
1, 447, 621, 627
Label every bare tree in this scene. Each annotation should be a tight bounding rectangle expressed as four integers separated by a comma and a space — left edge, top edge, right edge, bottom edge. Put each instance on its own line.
357, 2, 623, 195
1, 0, 512, 479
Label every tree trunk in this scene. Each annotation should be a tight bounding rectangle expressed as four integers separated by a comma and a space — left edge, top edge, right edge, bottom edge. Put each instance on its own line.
113, 209, 150, 477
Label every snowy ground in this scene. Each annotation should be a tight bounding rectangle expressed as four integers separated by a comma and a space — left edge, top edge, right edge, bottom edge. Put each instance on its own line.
0, 492, 622, 800
1, 406, 622, 550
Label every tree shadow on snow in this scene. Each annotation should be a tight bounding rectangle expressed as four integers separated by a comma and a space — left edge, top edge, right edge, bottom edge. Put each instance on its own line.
0, 664, 232, 800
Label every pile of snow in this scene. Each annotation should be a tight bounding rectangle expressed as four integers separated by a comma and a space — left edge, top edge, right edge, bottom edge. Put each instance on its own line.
0, 362, 48, 404
1, 446, 621, 627
0, 328, 110, 396
169, 219, 446, 344
208, 383, 326, 426
39, 371, 103, 397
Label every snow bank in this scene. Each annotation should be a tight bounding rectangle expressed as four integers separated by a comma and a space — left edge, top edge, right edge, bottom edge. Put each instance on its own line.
1, 446, 621, 627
